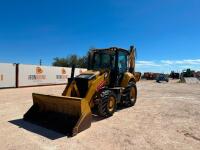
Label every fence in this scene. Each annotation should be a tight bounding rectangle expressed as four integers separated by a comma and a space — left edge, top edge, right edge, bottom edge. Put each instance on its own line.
0, 63, 86, 88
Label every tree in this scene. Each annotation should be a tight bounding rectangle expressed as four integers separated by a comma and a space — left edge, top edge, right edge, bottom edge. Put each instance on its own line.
52, 54, 88, 68
77, 56, 87, 68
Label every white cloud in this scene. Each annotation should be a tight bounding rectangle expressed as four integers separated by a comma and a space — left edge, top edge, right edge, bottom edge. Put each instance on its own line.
136, 61, 161, 67
136, 59, 200, 73
179, 59, 200, 65
161, 59, 200, 65
160, 60, 173, 65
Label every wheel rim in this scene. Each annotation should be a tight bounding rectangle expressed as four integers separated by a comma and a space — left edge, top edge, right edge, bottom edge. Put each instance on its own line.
130, 87, 136, 102
108, 96, 115, 112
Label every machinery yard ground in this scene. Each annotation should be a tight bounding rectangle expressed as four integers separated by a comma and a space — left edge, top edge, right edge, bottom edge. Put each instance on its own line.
0, 80, 200, 150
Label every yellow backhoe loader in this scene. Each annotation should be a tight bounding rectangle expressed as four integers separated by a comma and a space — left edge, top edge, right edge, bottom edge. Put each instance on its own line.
24, 45, 141, 136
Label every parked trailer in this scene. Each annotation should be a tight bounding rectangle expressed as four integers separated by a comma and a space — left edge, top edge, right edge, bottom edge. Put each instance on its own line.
143, 72, 159, 80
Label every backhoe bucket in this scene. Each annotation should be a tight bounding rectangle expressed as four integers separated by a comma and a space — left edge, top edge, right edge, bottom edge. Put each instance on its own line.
23, 93, 92, 136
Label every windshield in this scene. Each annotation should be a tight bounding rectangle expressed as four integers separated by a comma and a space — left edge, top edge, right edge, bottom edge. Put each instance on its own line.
92, 53, 115, 70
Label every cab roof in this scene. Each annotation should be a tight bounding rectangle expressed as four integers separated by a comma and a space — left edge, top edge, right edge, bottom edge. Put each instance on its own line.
90, 47, 130, 55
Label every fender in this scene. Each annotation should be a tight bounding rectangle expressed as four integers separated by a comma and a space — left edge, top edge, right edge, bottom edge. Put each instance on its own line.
120, 72, 136, 87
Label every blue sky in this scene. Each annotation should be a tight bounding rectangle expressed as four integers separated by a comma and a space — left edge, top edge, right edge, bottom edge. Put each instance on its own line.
0, 0, 199, 73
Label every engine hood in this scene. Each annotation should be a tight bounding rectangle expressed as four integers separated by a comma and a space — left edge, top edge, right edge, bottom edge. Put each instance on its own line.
76, 70, 100, 80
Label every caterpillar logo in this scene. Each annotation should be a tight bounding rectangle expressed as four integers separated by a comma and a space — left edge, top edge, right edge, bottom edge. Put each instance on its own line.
36, 67, 43, 74
0, 74, 3, 81
61, 68, 66, 74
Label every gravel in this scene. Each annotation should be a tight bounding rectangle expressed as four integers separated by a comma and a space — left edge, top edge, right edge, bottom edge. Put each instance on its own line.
0, 80, 200, 150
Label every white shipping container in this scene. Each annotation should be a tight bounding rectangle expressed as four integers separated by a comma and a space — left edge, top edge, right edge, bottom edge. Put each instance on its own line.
74, 68, 87, 76
18, 64, 71, 87
0, 63, 16, 88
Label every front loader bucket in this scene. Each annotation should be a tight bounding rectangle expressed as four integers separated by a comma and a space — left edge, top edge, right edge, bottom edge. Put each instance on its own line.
23, 93, 92, 136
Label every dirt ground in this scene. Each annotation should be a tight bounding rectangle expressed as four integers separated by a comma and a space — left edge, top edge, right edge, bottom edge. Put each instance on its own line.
0, 80, 200, 150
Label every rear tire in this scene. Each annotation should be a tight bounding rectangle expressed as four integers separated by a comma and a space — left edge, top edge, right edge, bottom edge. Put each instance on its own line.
124, 82, 137, 107
97, 90, 117, 117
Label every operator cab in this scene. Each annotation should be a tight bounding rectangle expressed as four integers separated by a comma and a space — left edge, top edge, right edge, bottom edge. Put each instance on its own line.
88, 47, 130, 87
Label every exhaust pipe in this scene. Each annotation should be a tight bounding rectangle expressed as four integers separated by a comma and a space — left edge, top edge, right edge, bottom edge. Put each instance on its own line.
71, 64, 75, 79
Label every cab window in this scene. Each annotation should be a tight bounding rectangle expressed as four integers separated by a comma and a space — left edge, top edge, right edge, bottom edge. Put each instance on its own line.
93, 53, 100, 69
93, 53, 115, 69
118, 52, 127, 73
101, 54, 111, 68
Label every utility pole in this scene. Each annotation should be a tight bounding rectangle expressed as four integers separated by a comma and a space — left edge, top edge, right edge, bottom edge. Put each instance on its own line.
40, 59, 42, 66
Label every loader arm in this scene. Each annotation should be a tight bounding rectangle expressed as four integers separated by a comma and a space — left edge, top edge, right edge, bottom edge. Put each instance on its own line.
84, 73, 106, 105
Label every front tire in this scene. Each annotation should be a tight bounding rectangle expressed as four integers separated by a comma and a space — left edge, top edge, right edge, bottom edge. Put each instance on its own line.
97, 90, 117, 117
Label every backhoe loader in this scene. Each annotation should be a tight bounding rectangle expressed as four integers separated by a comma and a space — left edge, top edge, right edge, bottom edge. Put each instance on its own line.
24, 45, 141, 136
